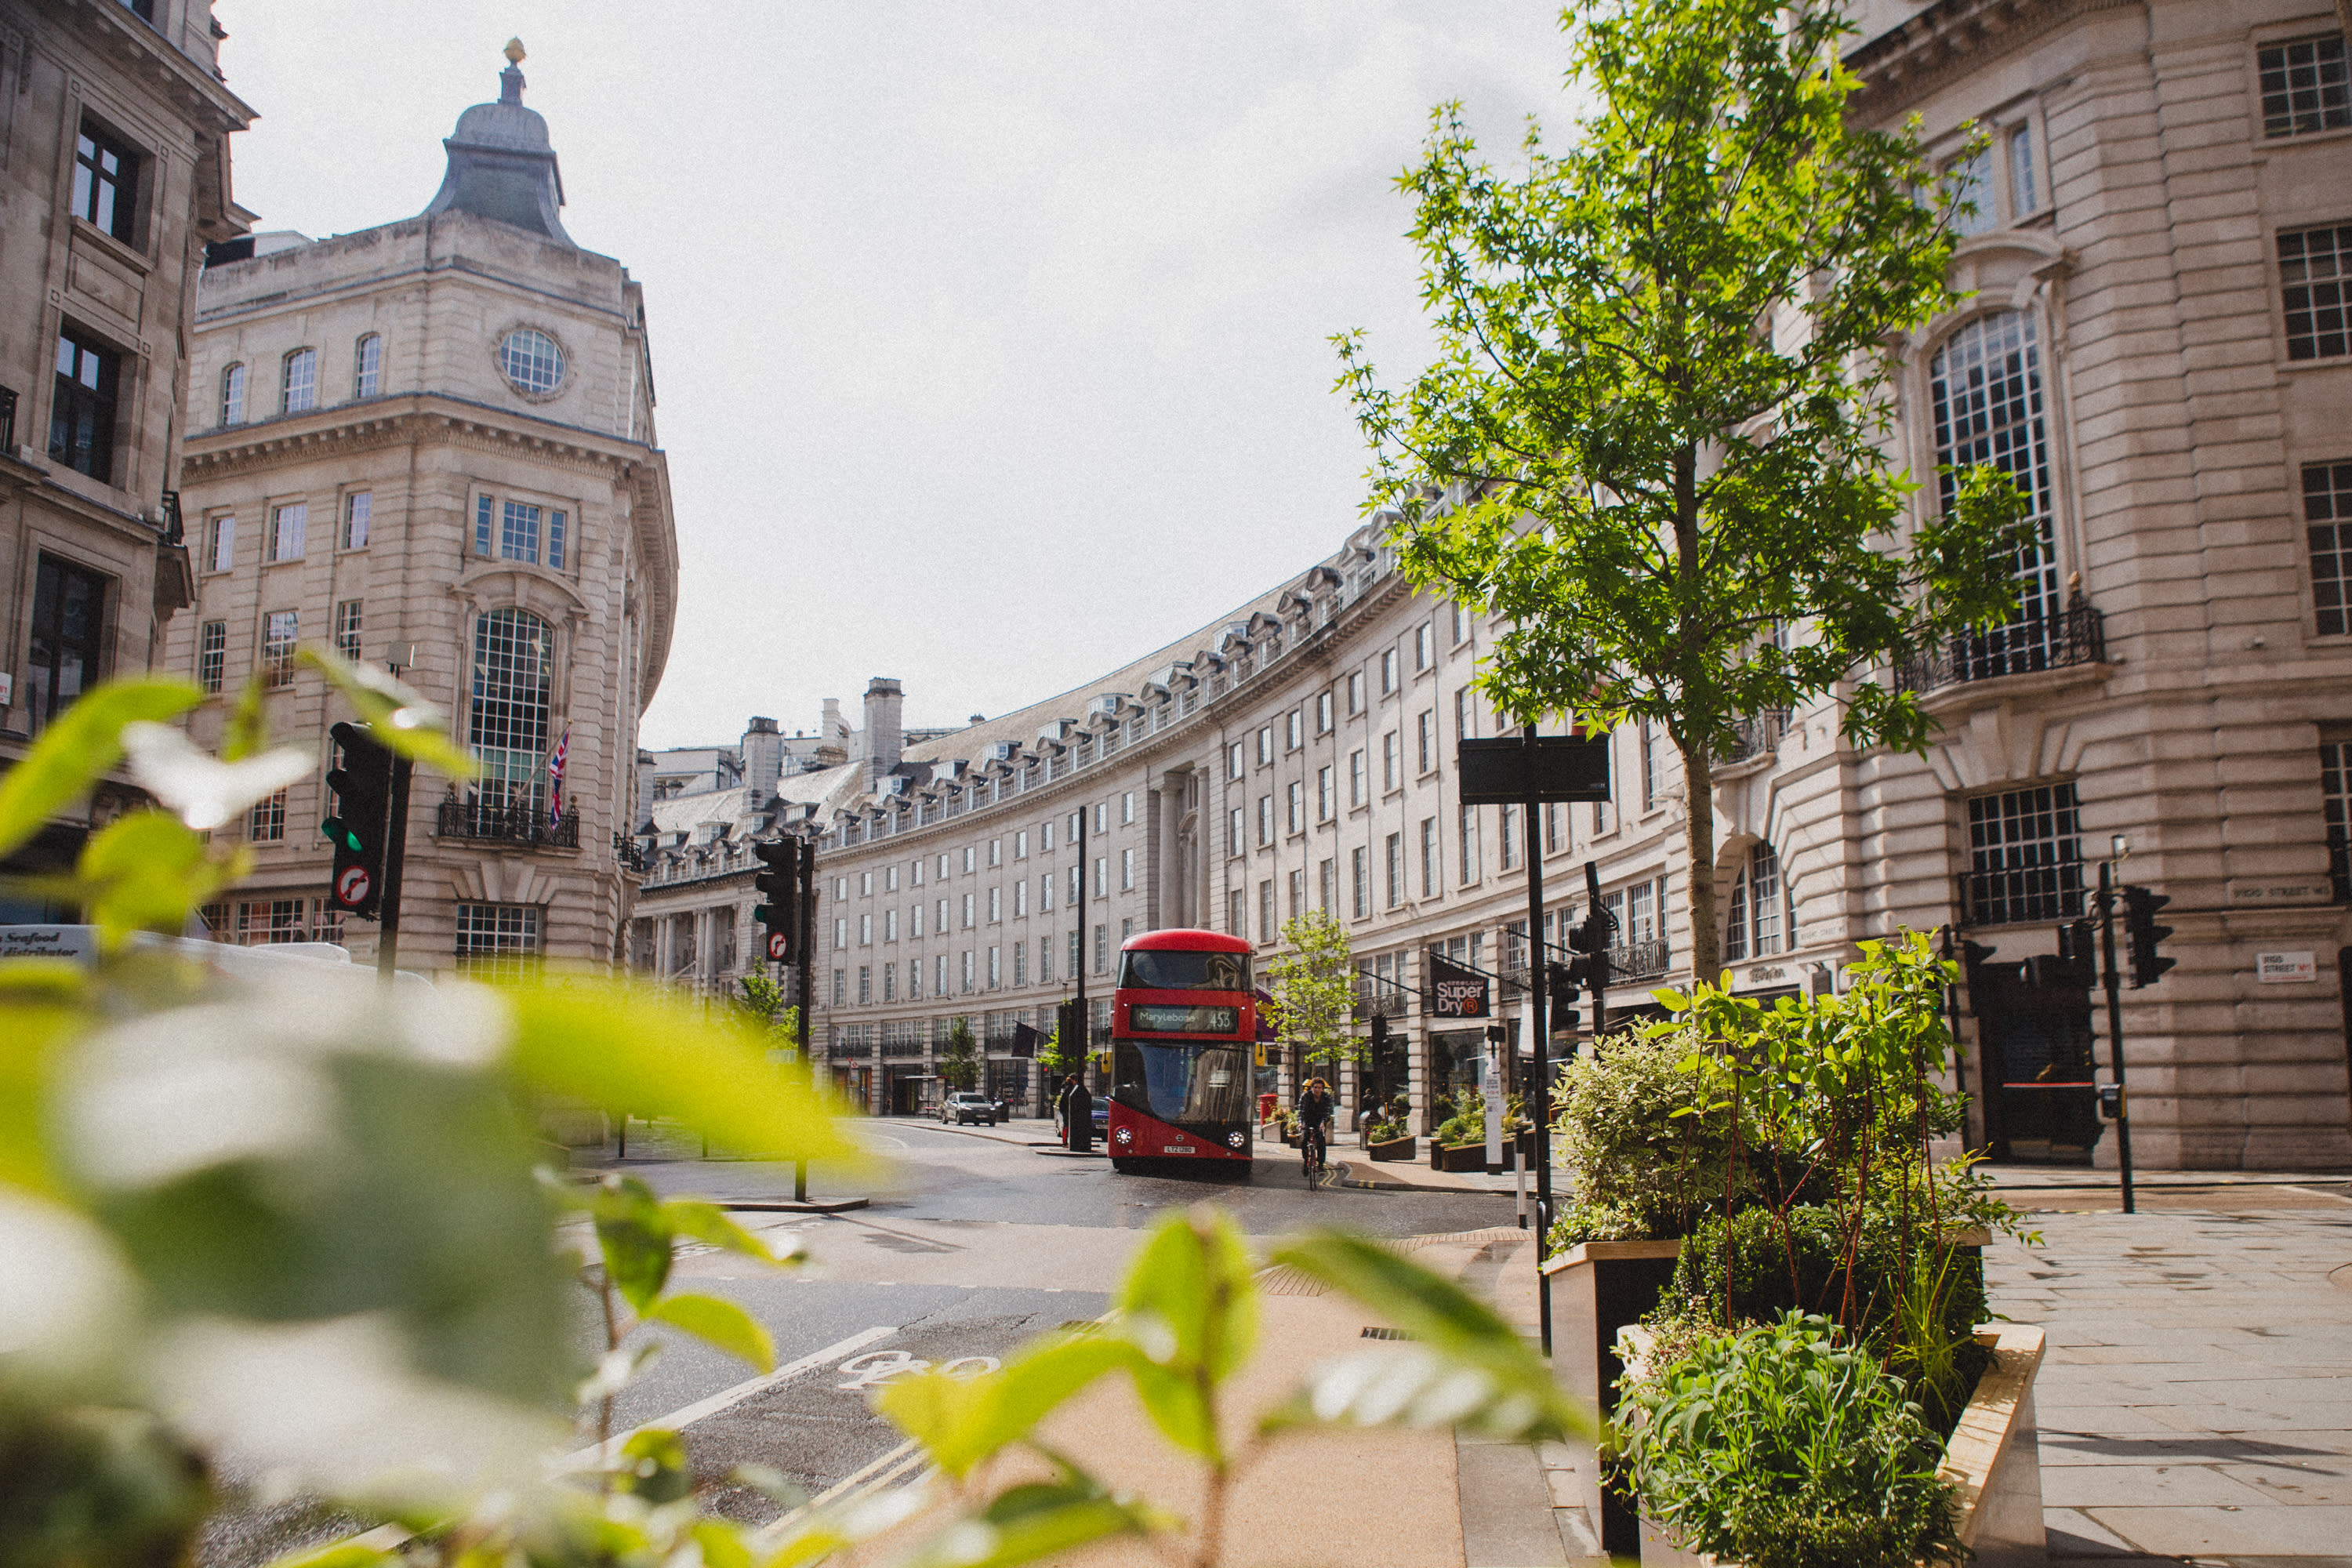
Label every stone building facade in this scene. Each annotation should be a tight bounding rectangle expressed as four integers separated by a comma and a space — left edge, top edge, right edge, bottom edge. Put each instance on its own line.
165, 50, 677, 974
0, 0, 251, 907
785, 0, 2352, 1168
768, 534, 1682, 1130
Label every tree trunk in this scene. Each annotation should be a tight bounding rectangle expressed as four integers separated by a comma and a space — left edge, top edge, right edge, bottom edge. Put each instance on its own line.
1682, 735, 1721, 983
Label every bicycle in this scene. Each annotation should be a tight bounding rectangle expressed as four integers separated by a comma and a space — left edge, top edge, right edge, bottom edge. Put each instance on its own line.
1299, 1120, 1328, 1186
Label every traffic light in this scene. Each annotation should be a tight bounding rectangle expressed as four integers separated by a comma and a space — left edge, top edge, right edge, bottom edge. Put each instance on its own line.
753, 838, 800, 964
2122, 886, 2176, 989
1547, 960, 1583, 1033
323, 721, 392, 917
1568, 914, 1613, 993
1369, 1012, 1389, 1054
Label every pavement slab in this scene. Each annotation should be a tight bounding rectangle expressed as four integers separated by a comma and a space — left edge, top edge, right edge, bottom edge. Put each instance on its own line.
1985, 1203, 2352, 1564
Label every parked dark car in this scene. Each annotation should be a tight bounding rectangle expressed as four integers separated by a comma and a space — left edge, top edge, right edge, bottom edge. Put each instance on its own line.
942, 1091, 999, 1126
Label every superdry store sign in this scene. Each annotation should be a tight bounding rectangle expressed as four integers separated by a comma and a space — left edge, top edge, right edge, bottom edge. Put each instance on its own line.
1427, 952, 1491, 1018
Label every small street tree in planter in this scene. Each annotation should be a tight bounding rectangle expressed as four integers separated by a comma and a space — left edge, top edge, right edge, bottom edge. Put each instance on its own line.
939, 1015, 982, 1093
1260, 909, 1358, 1085
1601, 933, 2044, 1566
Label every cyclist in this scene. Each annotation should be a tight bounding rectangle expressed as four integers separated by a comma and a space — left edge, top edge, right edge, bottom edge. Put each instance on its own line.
1296, 1076, 1336, 1181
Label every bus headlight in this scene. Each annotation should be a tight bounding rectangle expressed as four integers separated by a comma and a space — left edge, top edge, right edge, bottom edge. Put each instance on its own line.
1226, 1132, 1245, 1148
1115, 1127, 1133, 1145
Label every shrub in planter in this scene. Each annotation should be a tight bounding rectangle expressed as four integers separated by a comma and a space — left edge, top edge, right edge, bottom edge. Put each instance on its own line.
1660, 1203, 1990, 1432
1614, 1312, 1963, 1568
1432, 1085, 1526, 1150
1543, 1198, 1654, 1256
1549, 1024, 1744, 1250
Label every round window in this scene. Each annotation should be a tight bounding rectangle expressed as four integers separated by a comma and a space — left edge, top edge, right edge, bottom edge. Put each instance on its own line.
499, 328, 564, 396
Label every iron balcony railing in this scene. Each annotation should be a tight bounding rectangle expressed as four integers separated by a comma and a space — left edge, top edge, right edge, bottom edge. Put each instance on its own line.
1606, 939, 1672, 981
0, 386, 15, 454
614, 833, 647, 873
1900, 593, 2106, 695
1956, 862, 2088, 927
437, 799, 581, 848
1717, 710, 1791, 765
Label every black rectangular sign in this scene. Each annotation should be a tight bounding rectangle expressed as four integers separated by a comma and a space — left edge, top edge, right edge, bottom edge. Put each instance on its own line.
1427, 951, 1492, 1018
1456, 735, 1613, 805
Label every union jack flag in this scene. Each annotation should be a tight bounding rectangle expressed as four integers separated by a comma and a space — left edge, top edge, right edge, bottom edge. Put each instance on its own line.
547, 727, 571, 824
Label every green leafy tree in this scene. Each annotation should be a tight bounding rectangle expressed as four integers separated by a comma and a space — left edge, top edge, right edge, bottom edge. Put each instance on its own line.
940, 1015, 982, 1091
735, 970, 797, 1042
1338, 0, 2032, 980
1039, 1014, 1084, 1080
1261, 909, 1358, 1071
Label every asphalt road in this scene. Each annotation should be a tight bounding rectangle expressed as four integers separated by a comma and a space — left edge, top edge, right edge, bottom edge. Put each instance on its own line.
601, 1116, 1514, 1521
195, 1116, 1515, 1559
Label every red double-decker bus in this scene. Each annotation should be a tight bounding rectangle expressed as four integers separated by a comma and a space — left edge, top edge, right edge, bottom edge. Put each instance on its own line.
1105, 928, 1257, 1172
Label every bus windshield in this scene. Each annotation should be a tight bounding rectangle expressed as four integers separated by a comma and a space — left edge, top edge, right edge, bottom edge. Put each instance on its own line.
1112, 1040, 1255, 1125
1116, 948, 1250, 993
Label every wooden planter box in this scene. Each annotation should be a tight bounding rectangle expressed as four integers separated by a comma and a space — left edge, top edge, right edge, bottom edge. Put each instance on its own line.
1432, 1141, 1490, 1172
1367, 1135, 1417, 1162
1542, 1239, 1685, 1554
1633, 1323, 2048, 1566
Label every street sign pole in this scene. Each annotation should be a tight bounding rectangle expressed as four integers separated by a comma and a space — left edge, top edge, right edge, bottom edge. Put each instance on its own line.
1074, 803, 1089, 1120
2098, 860, 2135, 1214
375, 755, 412, 984
1457, 729, 1613, 1363
796, 837, 815, 1204
1519, 728, 1555, 1356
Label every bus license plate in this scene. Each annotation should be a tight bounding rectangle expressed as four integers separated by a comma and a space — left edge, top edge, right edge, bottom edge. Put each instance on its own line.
1164, 1143, 1196, 1154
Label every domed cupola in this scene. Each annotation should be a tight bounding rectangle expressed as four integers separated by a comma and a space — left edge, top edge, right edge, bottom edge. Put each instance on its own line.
419, 39, 573, 244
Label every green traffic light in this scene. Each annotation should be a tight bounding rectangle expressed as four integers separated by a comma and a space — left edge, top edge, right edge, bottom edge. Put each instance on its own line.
321, 817, 365, 851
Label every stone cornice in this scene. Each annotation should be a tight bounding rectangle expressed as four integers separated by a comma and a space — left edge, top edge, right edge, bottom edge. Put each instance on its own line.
179, 394, 660, 484
24, 0, 256, 133
1844, 0, 2140, 122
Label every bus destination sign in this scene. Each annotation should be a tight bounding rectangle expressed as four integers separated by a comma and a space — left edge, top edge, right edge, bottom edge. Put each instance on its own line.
1130, 1004, 1242, 1034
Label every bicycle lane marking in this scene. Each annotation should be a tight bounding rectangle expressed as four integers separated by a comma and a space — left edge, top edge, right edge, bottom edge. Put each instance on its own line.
578, 1323, 898, 1463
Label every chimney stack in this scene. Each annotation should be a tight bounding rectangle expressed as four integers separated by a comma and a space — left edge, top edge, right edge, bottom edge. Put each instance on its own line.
815, 698, 848, 767
741, 716, 782, 801
866, 678, 905, 785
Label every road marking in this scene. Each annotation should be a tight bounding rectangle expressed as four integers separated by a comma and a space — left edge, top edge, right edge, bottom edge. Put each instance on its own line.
575, 1324, 898, 1462
834, 1349, 1002, 1391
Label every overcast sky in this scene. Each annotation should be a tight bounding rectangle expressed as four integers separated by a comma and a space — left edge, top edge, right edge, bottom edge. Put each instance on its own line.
212, 2, 1573, 749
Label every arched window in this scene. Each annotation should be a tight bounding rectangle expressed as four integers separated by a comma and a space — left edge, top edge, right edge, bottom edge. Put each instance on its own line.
219, 362, 246, 426
1929, 311, 2059, 675
281, 347, 317, 413
353, 333, 382, 400
1724, 841, 1786, 963
470, 608, 552, 810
